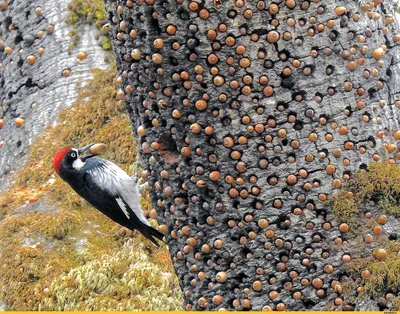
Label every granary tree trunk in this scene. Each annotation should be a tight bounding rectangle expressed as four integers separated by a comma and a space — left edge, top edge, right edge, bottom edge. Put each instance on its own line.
103, 0, 400, 310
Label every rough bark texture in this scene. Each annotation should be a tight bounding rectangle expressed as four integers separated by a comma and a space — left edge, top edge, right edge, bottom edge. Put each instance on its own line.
105, 0, 400, 310
0, 0, 108, 189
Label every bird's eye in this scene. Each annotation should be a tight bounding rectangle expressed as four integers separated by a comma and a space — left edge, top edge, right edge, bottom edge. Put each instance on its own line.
71, 152, 76, 158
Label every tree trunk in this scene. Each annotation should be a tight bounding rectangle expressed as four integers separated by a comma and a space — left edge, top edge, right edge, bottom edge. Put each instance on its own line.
103, 0, 400, 310
0, 0, 108, 189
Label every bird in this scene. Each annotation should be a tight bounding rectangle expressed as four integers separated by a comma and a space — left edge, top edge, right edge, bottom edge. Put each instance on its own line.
52, 143, 164, 247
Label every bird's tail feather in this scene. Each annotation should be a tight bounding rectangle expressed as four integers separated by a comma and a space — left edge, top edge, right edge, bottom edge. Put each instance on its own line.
140, 224, 165, 247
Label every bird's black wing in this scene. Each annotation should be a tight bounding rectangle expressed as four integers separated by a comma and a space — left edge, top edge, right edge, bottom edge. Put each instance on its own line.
69, 158, 164, 246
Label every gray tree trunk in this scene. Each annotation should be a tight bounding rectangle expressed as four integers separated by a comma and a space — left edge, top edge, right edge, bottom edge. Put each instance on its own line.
0, 0, 108, 189
104, 0, 400, 310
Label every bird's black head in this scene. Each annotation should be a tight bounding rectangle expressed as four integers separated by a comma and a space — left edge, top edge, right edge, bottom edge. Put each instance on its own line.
63, 149, 79, 165
53, 143, 97, 175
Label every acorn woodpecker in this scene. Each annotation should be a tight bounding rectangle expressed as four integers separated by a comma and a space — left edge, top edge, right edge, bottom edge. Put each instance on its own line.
52, 143, 164, 247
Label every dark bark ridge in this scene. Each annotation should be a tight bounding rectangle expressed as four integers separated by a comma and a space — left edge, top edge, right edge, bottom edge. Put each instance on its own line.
104, 0, 400, 310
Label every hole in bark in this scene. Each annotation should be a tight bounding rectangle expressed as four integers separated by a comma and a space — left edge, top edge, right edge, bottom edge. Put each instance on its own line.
230, 100, 240, 110
222, 117, 231, 126
368, 136, 376, 147
178, 8, 189, 20
303, 299, 317, 309
158, 133, 180, 164
292, 90, 306, 102
25, 78, 35, 88
169, 57, 179, 66
3, 17, 12, 29
279, 49, 290, 61
16, 141, 22, 147
314, 92, 324, 103
276, 101, 288, 111
344, 105, 352, 117
271, 158, 281, 167
108, 11, 114, 22
325, 65, 334, 75
329, 30, 339, 41
293, 121, 303, 130
227, 9, 237, 18
281, 76, 296, 89
343, 170, 352, 179
148, 10, 161, 34
14, 33, 23, 45
263, 59, 274, 69
378, 304, 388, 311
17, 59, 23, 68
311, 232, 324, 243
359, 163, 367, 170
368, 87, 377, 97
151, 103, 159, 114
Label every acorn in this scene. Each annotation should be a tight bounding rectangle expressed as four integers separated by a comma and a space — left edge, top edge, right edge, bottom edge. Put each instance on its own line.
77, 52, 88, 61
374, 248, 387, 260
216, 271, 227, 283
131, 49, 141, 60
152, 53, 163, 64
15, 118, 24, 127
62, 69, 71, 77
0, 1, 8, 9
372, 47, 385, 60
116, 89, 125, 100
209, 171, 220, 182
4, 46, 12, 54
213, 295, 223, 305
89, 143, 107, 154
27, 55, 37, 65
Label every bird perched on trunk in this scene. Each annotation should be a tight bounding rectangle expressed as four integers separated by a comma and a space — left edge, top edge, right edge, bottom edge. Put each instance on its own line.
52, 143, 164, 247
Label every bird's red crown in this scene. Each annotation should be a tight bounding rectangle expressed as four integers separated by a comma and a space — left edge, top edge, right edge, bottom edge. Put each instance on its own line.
53, 147, 72, 174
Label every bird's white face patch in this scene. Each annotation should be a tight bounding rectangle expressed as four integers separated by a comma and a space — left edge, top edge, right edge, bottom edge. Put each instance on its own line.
116, 197, 131, 219
72, 149, 86, 170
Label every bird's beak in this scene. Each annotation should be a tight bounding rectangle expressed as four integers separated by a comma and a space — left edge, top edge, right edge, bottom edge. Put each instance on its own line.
78, 143, 97, 161
78, 143, 95, 154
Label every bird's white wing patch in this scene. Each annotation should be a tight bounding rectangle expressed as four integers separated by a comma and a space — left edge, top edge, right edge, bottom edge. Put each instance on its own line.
116, 197, 130, 219
88, 159, 150, 226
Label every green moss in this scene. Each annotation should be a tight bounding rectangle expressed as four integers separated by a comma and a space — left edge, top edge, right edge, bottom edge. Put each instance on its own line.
330, 190, 360, 228
0, 66, 182, 310
331, 162, 400, 226
101, 36, 112, 51
347, 240, 400, 298
40, 238, 181, 311
393, 296, 400, 310
66, 0, 108, 51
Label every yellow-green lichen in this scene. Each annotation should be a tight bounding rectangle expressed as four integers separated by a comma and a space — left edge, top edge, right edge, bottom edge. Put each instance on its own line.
347, 239, 400, 299
330, 190, 360, 228
331, 162, 400, 226
393, 296, 400, 310
40, 238, 181, 311
0, 66, 182, 310
66, 0, 109, 52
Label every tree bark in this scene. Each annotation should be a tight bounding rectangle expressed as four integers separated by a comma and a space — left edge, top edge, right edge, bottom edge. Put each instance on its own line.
103, 0, 400, 310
